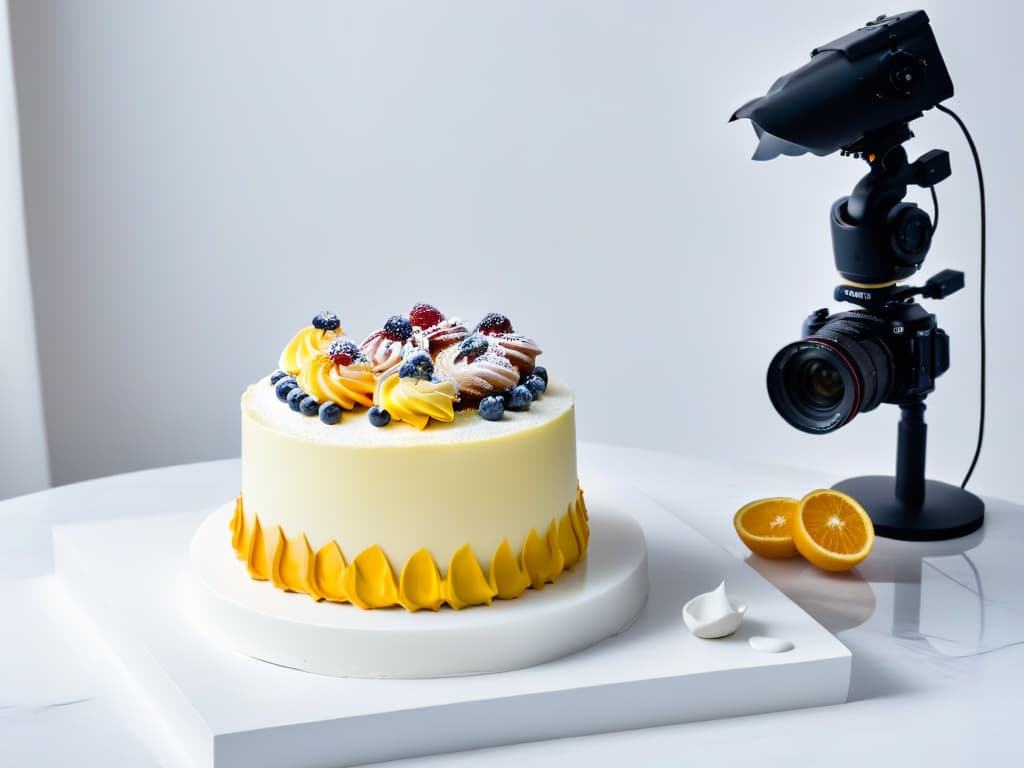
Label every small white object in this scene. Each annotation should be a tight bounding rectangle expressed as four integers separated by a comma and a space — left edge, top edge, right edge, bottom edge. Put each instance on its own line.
749, 635, 795, 654
682, 581, 748, 638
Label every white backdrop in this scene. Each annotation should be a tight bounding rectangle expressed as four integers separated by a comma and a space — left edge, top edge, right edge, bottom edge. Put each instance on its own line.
7, 1, 1022, 502
0, 3, 49, 499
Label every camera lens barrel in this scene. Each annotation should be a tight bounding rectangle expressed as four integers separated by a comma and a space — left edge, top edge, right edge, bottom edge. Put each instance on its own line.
767, 314, 893, 434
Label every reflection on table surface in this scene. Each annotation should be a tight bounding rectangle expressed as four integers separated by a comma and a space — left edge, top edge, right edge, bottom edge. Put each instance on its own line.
743, 510, 1024, 666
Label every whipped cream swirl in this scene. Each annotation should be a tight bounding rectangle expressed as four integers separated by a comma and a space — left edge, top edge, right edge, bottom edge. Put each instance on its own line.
415, 318, 468, 356
359, 333, 413, 373
436, 345, 520, 399
487, 333, 542, 375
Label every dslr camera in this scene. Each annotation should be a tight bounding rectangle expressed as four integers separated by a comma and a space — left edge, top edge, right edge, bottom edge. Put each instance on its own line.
768, 289, 953, 434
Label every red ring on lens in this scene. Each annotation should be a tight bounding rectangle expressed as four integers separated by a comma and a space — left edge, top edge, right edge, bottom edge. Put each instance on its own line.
804, 339, 861, 426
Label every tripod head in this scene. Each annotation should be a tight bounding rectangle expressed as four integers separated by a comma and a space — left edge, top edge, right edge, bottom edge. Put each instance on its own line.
831, 123, 952, 285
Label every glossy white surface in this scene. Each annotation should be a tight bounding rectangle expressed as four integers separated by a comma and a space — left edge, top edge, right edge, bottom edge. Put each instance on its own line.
1, 443, 1021, 766
51, 483, 847, 767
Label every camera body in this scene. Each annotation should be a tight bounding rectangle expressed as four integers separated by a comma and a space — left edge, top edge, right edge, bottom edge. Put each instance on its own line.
767, 301, 950, 434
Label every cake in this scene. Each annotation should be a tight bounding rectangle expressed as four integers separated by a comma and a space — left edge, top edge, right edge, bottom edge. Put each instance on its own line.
229, 304, 589, 611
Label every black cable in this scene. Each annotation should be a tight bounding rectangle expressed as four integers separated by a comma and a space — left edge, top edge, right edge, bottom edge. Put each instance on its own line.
935, 103, 986, 490
930, 185, 939, 236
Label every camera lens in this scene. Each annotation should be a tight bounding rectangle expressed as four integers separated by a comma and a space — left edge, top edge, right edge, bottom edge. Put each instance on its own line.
767, 314, 894, 434
800, 358, 844, 408
768, 343, 859, 433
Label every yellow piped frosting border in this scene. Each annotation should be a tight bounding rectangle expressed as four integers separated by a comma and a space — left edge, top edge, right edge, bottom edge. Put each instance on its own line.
228, 487, 590, 611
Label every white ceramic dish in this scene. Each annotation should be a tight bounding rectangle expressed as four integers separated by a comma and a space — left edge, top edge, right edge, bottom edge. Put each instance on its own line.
682, 581, 748, 639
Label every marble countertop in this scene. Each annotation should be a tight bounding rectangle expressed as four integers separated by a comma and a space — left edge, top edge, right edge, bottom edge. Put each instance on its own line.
1, 443, 1019, 767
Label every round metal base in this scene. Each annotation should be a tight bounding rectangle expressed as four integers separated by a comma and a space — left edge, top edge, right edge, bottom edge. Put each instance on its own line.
832, 475, 985, 542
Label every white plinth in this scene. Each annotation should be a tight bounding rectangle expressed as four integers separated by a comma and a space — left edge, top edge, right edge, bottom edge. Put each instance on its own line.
188, 504, 649, 678
52, 482, 851, 768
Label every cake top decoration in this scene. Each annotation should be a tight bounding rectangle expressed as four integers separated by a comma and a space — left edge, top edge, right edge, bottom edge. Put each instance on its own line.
272, 306, 544, 428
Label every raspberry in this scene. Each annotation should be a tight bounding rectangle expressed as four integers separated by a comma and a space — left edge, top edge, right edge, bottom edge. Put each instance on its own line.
476, 313, 513, 336
409, 303, 445, 329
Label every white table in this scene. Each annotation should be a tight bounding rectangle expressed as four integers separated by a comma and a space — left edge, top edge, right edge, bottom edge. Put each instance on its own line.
2, 444, 1020, 767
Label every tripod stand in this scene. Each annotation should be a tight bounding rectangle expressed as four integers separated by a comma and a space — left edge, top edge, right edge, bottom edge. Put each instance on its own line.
828, 126, 984, 541
833, 401, 984, 541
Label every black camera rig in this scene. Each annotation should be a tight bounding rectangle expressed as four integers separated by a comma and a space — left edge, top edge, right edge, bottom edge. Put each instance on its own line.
732, 11, 985, 541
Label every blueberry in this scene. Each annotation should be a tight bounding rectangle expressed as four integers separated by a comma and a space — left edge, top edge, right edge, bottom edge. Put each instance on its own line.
399, 352, 434, 380
506, 385, 533, 411
319, 402, 342, 425
457, 333, 489, 360
532, 366, 548, 385
287, 387, 307, 411
275, 376, 299, 401
524, 374, 546, 398
368, 406, 392, 427
479, 396, 505, 421
270, 370, 288, 385
299, 396, 319, 416
383, 315, 413, 341
312, 311, 340, 331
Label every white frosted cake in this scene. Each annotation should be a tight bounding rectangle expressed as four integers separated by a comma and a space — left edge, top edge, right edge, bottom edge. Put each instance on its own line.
229, 305, 589, 611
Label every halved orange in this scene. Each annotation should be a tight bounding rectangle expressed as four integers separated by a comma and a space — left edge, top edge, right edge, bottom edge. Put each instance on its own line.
733, 497, 800, 558
793, 489, 874, 572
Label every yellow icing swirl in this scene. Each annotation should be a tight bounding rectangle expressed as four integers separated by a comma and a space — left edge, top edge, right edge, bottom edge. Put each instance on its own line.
297, 353, 375, 409
279, 326, 342, 375
376, 369, 457, 430
228, 486, 589, 611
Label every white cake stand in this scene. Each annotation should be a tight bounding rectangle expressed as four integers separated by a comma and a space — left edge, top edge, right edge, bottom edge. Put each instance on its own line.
186, 503, 649, 678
